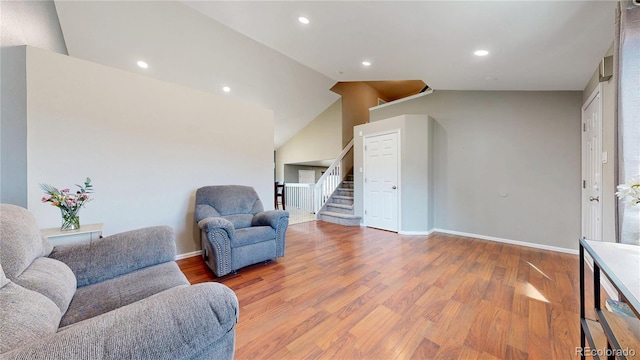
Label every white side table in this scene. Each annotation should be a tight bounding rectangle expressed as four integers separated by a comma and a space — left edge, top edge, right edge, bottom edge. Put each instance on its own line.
41, 223, 104, 246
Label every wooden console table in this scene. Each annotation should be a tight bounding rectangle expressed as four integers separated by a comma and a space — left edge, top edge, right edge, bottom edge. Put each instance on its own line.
579, 239, 640, 359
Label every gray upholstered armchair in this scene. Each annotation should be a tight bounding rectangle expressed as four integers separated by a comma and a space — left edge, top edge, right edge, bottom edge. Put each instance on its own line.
195, 185, 289, 277
0, 203, 239, 360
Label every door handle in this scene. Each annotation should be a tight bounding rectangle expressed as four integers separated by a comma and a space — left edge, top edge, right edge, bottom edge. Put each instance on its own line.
589, 196, 599, 202
392, 186, 397, 189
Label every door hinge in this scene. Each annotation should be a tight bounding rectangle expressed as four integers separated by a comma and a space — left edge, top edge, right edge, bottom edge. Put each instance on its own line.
583, 180, 586, 189
583, 123, 586, 132
365, 145, 367, 151
364, 178, 367, 182
365, 210, 367, 215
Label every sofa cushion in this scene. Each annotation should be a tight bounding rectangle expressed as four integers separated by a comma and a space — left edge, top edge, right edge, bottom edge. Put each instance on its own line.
222, 214, 254, 229
61, 261, 189, 327
0, 204, 52, 280
50, 226, 177, 288
3, 283, 238, 360
232, 226, 275, 247
195, 185, 264, 217
0, 282, 62, 354
14, 257, 76, 314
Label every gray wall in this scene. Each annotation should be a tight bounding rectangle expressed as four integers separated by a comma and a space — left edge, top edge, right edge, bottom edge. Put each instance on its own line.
354, 115, 434, 233
0, 0, 67, 206
370, 90, 583, 251
284, 165, 328, 183
1, 47, 27, 206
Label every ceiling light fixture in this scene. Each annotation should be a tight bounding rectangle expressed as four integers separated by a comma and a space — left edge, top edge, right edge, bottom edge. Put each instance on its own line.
298, 16, 310, 24
223, 86, 231, 93
136, 60, 148, 69
362, 61, 371, 67
474, 50, 489, 56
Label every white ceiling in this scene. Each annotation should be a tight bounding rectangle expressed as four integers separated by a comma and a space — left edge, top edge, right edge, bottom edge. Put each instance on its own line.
55, 0, 616, 148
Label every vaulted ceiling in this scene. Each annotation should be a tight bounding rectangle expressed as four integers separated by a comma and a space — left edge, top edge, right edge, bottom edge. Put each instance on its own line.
54, 1, 616, 148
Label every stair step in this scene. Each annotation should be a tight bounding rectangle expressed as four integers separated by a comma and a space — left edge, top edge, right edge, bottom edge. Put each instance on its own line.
318, 211, 361, 227
319, 211, 359, 219
332, 195, 353, 200
331, 195, 354, 205
326, 203, 354, 214
326, 203, 353, 210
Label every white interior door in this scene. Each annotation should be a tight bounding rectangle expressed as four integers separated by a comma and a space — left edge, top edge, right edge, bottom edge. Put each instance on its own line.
298, 170, 316, 184
582, 86, 603, 241
364, 132, 399, 232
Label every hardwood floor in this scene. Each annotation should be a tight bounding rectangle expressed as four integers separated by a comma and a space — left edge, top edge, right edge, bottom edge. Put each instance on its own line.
178, 221, 601, 359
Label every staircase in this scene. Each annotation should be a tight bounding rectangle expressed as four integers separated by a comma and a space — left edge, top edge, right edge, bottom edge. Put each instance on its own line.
317, 173, 362, 226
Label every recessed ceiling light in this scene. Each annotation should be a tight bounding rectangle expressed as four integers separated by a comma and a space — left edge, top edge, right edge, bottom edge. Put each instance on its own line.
223, 86, 231, 93
362, 61, 371, 67
474, 50, 489, 56
136, 60, 148, 69
298, 16, 310, 24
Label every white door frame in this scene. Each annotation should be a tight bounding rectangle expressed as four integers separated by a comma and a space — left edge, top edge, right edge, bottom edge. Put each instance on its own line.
363, 129, 401, 232
581, 83, 603, 241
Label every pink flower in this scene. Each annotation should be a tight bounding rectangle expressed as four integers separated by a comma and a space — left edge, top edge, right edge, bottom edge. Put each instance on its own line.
41, 195, 52, 202
61, 189, 70, 193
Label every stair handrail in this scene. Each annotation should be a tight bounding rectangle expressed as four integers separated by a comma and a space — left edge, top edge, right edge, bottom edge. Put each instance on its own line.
313, 138, 354, 214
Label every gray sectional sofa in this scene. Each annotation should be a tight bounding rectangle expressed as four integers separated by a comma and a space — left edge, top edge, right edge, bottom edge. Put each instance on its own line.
0, 203, 239, 359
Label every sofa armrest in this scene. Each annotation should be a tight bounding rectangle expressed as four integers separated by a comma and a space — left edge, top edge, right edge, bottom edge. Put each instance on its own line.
253, 210, 289, 258
1, 283, 239, 360
252, 210, 289, 229
49, 226, 176, 287
198, 217, 235, 238
197, 217, 234, 276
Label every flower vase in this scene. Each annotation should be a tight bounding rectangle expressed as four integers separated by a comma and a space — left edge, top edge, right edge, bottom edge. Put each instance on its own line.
61, 209, 80, 231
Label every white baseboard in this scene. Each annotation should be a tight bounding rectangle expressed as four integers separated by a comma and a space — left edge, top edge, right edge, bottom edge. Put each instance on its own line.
175, 250, 202, 260
399, 229, 435, 235
431, 228, 579, 255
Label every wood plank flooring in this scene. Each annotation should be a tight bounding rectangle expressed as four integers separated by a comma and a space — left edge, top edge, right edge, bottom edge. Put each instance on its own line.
178, 221, 602, 360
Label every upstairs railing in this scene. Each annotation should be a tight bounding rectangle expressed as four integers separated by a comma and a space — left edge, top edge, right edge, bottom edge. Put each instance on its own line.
285, 183, 315, 212
313, 138, 354, 215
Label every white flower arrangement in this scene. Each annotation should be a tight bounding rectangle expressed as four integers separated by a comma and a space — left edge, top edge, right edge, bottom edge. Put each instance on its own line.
615, 175, 640, 207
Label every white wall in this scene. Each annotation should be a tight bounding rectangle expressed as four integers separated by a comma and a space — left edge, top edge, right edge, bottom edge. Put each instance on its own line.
54, 0, 339, 148
1, 0, 67, 206
275, 99, 342, 181
25, 47, 274, 255
370, 90, 583, 251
